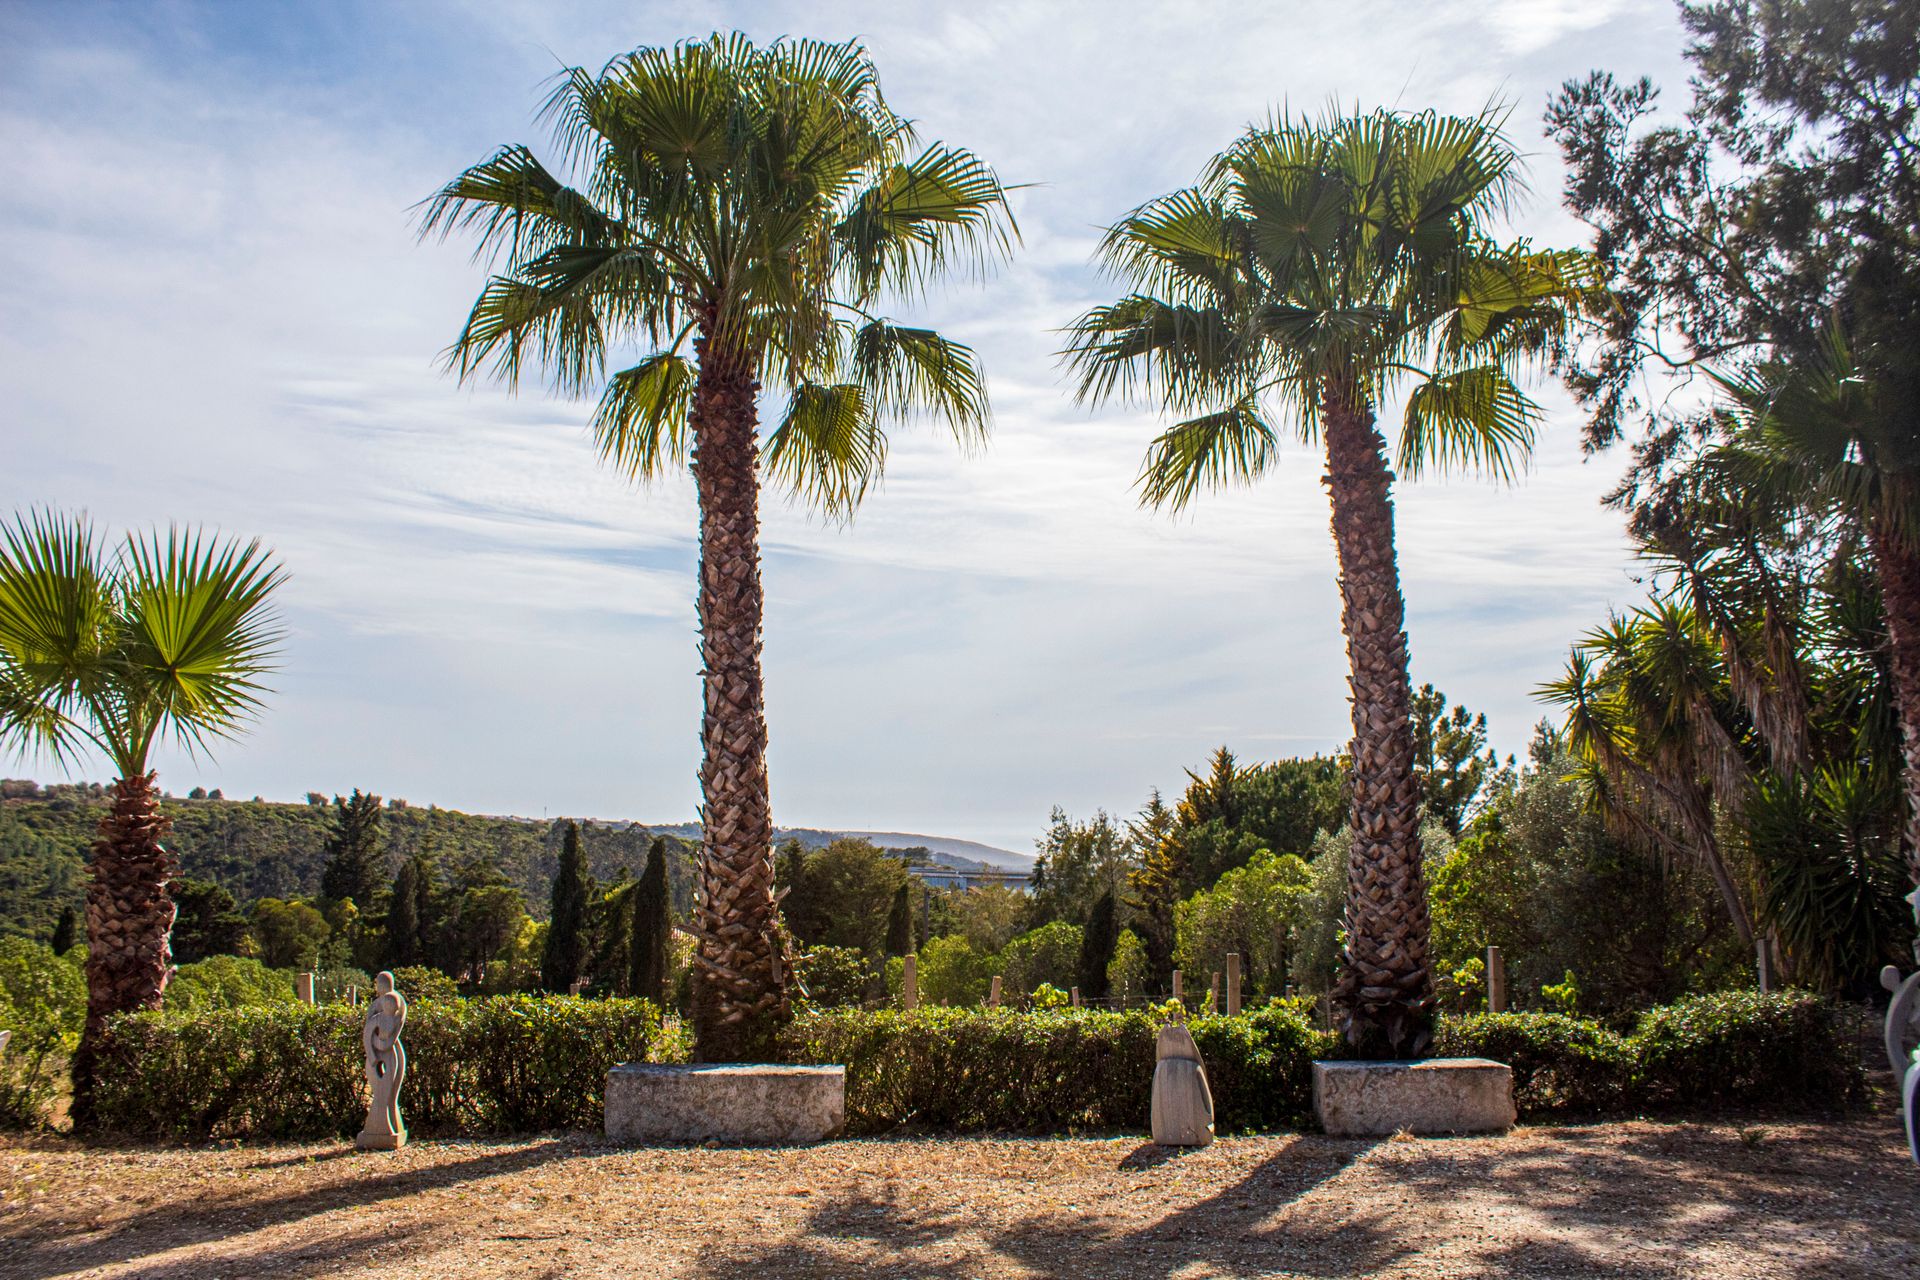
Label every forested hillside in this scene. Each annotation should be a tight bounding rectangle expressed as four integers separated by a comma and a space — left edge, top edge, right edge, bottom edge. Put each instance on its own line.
0, 781, 696, 942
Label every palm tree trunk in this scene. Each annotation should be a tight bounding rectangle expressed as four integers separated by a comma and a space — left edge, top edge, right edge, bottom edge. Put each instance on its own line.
1322, 394, 1435, 1059
68, 772, 175, 1129
687, 330, 790, 1061
1869, 515, 1920, 962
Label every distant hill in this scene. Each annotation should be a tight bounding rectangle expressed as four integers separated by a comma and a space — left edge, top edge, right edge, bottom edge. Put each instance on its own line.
647, 824, 1033, 874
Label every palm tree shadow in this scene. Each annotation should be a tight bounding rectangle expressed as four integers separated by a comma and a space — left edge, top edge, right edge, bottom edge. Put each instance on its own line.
4, 1137, 580, 1278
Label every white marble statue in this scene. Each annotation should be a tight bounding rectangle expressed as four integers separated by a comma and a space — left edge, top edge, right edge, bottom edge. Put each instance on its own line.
1885, 886, 1920, 1167
1151, 1018, 1214, 1148
357, 970, 408, 1151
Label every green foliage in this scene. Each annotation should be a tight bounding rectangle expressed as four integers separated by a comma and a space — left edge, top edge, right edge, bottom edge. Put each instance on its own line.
319, 790, 386, 909
165, 956, 296, 1015
1124, 790, 1182, 993
390, 966, 459, 1004
88, 995, 689, 1140
1172, 749, 1346, 890
1029, 808, 1130, 929
541, 821, 590, 993
999, 922, 1082, 1001
1173, 850, 1314, 1000
783, 838, 910, 957
935, 883, 1026, 954
916, 934, 995, 1007
628, 838, 670, 1004
884, 881, 915, 958
1435, 1012, 1633, 1114
1106, 928, 1151, 1000
1411, 684, 1502, 836
779, 1004, 1333, 1134
792, 944, 874, 1010
169, 878, 249, 964
250, 897, 330, 969
0, 937, 83, 1126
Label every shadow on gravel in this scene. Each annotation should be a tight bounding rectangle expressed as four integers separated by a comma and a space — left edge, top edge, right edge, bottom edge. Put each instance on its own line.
0, 1137, 579, 1279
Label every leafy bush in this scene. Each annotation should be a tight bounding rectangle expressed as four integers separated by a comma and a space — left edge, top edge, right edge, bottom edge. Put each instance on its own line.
778, 1004, 1333, 1135
166, 956, 296, 1014
1436, 1012, 1633, 1114
917, 935, 996, 1006
1628, 990, 1861, 1111
791, 945, 873, 1010
89, 995, 688, 1141
0, 937, 84, 1127
388, 966, 459, 1003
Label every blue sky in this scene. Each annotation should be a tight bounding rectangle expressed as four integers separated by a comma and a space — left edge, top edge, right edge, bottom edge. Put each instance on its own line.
0, 1, 1691, 852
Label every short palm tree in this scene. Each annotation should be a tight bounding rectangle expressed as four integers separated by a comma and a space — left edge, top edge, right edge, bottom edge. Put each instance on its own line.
0, 512, 284, 1122
1065, 107, 1596, 1057
423, 35, 1015, 1059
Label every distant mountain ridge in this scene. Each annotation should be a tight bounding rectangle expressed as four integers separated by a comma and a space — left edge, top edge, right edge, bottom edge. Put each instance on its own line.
647, 823, 1033, 874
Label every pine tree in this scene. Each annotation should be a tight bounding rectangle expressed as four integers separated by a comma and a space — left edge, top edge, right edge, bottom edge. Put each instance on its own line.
1125, 789, 1184, 993
320, 789, 386, 908
384, 859, 420, 968
629, 837, 672, 1005
542, 821, 590, 993
884, 881, 915, 957
1078, 888, 1120, 1001
50, 904, 77, 954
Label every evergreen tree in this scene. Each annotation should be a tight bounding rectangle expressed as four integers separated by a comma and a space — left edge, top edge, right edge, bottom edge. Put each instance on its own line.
884, 882, 915, 958
1077, 888, 1120, 1001
542, 821, 590, 993
50, 904, 76, 954
629, 837, 672, 1005
320, 789, 386, 908
1125, 790, 1184, 993
384, 859, 421, 968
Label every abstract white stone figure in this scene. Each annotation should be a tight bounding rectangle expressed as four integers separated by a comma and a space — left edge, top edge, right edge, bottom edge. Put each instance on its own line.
0, 1030, 9, 1057
1150, 1019, 1214, 1147
357, 970, 408, 1150
1885, 885, 1920, 1168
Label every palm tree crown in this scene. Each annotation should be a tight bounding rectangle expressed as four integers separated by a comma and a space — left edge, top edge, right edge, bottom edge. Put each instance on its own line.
422, 33, 1016, 514
1066, 106, 1594, 505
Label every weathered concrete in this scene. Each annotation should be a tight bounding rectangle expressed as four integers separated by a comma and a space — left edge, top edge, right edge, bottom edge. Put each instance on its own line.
605, 1063, 846, 1145
1312, 1058, 1515, 1137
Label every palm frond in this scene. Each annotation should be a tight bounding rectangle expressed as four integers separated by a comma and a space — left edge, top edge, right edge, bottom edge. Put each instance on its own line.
592, 350, 696, 481
834, 143, 1017, 299
1136, 397, 1279, 511
0, 511, 113, 764
764, 382, 886, 519
851, 321, 989, 448
1398, 365, 1538, 481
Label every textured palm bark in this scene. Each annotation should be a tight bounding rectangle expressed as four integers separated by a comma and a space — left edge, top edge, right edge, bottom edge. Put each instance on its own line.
687, 331, 790, 1061
1322, 396, 1436, 1060
68, 772, 176, 1128
1870, 516, 1920, 963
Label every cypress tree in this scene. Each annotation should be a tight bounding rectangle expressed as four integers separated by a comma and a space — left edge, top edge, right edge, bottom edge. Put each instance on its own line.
542, 821, 591, 992
1125, 790, 1185, 993
884, 881, 914, 957
320, 789, 386, 907
1078, 888, 1120, 1001
50, 904, 77, 954
629, 837, 672, 1004
384, 859, 421, 968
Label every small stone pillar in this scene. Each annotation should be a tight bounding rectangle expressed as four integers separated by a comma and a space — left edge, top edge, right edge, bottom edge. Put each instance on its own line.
1150, 1020, 1214, 1147
1071, 986, 1081, 1008
1487, 946, 1507, 1013
988, 975, 1002, 1008
357, 971, 408, 1151
902, 954, 918, 1011
1171, 969, 1183, 1004
296, 972, 316, 1005
1226, 953, 1242, 1016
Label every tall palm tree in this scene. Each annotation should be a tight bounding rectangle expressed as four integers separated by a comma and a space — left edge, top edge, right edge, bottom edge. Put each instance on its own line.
1065, 107, 1595, 1058
0, 511, 284, 1123
423, 35, 1015, 1060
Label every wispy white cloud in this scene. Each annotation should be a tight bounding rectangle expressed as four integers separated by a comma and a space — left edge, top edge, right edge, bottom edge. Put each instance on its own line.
0, 1, 1690, 850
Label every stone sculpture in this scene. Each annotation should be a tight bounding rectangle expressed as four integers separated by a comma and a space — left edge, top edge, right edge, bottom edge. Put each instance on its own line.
1883, 885, 1920, 1167
0, 1030, 9, 1057
357, 970, 408, 1151
1150, 1018, 1214, 1148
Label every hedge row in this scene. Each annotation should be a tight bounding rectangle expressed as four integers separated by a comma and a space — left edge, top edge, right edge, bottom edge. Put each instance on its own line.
776, 1002, 1333, 1135
90, 995, 687, 1141
88, 989, 1860, 1141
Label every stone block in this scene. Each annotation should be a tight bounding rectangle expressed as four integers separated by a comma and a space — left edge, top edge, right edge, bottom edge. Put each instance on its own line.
1312, 1058, 1515, 1137
604, 1063, 845, 1145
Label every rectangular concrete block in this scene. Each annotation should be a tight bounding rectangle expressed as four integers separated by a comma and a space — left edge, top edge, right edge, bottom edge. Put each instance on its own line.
605, 1063, 845, 1145
1312, 1058, 1516, 1137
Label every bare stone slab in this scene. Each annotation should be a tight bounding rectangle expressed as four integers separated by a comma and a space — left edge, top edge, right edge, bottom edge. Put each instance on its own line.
605, 1063, 845, 1145
1312, 1058, 1515, 1137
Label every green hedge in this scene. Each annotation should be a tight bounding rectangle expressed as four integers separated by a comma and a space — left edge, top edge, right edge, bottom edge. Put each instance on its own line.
90, 996, 688, 1141
88, 989, 1859, 1141
776, 1003, 1334, 1135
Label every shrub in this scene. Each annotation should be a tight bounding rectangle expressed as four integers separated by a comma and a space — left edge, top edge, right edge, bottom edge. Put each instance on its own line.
792, 945, 874, 1010
1628, 990, 1862, 1112
166, 956, 297, 1014
917, 934, 996, 1006
778, 1004, 1333, 1135
0, 937, 84, 1127
389, 966, 459, 1004
89, 995, 688, 1141
1436, 1012, 1633, 1114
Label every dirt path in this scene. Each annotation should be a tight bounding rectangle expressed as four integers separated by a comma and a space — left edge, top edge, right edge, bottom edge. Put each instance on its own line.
1, 1109, 1915, 1279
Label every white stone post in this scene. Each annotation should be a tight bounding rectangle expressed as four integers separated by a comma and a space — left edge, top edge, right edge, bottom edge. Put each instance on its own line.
296, 972, 316, 1005
988, 975, 1002, 1008
1171, 969, 1183, 1005
1071, 986, 1081, 1008
1226, 953, 1243, 1016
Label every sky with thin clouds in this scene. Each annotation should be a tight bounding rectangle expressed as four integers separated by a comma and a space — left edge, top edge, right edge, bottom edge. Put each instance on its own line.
0, 0, 1692, 853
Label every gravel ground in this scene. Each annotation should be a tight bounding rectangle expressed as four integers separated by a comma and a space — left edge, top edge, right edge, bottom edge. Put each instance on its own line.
1, 1106, 1915, 1279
